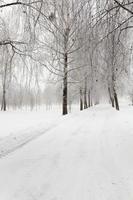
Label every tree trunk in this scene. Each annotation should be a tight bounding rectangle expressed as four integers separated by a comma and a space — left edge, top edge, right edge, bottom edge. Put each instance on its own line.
84, 78, 88, 109
88, 90, 91, 107
112, 71, 119, 110
1, 89, 6, 111
90, 96, 93, 107
111, 98, 115, 108
3, 90, 6, 111
114, 90, 119, 110
108, 87, 114, 108
80, 88, 83, 111
62, 52, 68, 115
1, 64, 7, 111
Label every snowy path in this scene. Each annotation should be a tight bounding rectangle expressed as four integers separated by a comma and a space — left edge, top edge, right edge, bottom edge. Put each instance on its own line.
0, 111, 62, 158
0, 105, 133, 200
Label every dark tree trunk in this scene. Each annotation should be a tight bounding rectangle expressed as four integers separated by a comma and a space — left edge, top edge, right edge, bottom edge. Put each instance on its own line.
114, 90, 119, 111
111, 98, 115, 108
1, 90, 6, 111
3, 90, 6, 111
108, 87, 114, 108
84, 93, 87, 109
88, 90, 91, 107
80, 88, 83, 111
62, 52, 68, 115
90, 97, 93, 107
112, 71, 119, 111
1, 64, 7, 112
84, 78, 88, 109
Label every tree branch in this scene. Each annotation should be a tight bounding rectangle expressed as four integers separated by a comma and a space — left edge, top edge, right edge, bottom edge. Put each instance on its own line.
114, 0, 133, 15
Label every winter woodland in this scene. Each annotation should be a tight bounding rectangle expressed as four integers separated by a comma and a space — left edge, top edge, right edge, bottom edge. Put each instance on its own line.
0, 0, 133, 114
0, 1, 133, 200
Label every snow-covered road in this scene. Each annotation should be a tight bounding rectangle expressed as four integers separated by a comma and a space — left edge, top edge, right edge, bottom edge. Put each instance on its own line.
0, 105, 133, 200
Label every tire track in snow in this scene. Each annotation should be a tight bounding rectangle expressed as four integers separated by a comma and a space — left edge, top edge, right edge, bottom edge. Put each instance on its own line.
0, 123, 59, 159
0, 110, 94, 159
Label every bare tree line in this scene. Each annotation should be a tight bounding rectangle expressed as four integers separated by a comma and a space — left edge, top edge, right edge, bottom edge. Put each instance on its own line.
0, 0, 132, 114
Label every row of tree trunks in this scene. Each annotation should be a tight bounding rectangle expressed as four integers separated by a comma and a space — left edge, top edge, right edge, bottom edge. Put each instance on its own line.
80, 88, 93, 111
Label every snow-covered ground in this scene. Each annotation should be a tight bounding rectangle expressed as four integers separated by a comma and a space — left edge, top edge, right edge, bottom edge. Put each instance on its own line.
0, 104, 133, 200
0, 110, 62, 158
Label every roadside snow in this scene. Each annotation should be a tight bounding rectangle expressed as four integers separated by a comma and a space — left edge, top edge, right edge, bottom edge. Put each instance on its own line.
0, 105, 133, 200
0, 110, 60, 137
0, 111, 61, 158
